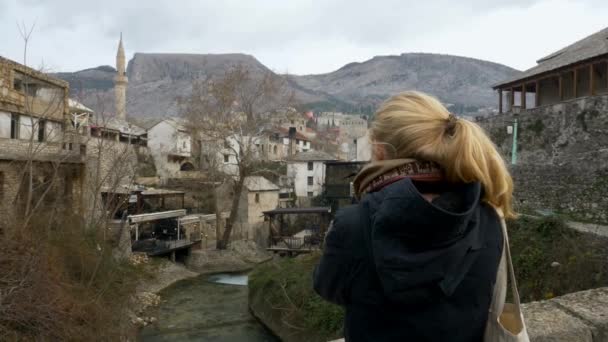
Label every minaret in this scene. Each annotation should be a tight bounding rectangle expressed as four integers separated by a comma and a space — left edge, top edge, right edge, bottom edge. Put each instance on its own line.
114, 33, 128, 120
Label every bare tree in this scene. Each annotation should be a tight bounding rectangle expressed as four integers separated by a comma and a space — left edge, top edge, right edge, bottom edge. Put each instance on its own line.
181, 64, 294, 249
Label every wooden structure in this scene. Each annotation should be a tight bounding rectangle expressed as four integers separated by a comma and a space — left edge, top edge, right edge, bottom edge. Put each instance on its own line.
263, 207, 331, 256
101, 186, 185, 219
129, 210, 203, 259
494, 26, 608, 113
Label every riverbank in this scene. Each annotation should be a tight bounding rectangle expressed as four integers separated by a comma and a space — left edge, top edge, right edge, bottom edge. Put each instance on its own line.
131, 240, 273, 330
249, 253, 344, 342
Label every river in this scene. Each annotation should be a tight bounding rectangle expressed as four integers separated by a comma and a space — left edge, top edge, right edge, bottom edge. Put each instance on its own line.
139, 273, 279, 342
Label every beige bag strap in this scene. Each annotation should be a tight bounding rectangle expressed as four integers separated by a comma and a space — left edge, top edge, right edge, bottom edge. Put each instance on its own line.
495, 208, 523, 314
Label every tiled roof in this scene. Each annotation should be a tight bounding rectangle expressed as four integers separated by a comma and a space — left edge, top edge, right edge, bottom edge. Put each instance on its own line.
494, 26, 608, 88
244, 176, 280, 191
288, 150, 337, 162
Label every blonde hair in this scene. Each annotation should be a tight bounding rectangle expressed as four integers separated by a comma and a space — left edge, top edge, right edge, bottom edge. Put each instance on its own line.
371, 91, 515, 218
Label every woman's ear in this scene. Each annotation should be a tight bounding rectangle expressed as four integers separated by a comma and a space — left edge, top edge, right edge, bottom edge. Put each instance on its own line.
372, 143, 386, 161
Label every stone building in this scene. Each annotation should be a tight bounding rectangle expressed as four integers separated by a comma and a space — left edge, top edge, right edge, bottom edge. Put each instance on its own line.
216, 176, 279, 246
494, 26, 608, 113
286, 150, 337, 201
483, 26, 608, 223
0, 56, 87, 230
147, 117, 196, 181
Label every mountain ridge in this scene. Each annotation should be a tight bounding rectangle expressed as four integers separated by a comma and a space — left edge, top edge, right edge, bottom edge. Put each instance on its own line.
53, 52, 520, 118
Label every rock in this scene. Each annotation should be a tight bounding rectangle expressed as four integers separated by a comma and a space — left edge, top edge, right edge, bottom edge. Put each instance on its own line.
551, 261, 561, 268
522, 301, 594, 342
553, 288, 608, 341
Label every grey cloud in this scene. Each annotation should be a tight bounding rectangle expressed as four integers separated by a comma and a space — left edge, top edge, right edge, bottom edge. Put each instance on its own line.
1, 0, 606, 74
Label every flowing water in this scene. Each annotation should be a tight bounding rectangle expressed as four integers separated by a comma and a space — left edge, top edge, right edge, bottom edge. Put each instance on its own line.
139, 273, 279, 342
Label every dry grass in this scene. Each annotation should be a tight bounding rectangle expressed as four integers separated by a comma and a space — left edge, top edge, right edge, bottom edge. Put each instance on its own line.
0, 216, 142, 341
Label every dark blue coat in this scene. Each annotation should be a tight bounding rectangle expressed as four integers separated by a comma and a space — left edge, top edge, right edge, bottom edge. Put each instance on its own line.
313, 178, 503, 342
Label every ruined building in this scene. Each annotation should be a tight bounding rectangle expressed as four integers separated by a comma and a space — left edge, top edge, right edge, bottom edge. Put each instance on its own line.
0, 56, 87, 230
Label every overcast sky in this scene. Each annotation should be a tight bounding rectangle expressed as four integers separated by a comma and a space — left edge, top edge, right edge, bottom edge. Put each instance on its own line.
1, 0, 607, 75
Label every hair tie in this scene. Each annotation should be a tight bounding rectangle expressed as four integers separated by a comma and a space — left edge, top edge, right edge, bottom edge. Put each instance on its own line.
445, 113, 458, 136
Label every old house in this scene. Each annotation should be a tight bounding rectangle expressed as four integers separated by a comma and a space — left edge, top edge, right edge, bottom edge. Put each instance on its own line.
272, 108, 309, 135
216, 176, 279, 245
0, 56, 87, 230
147, 117, 196, 181
286, 150, 337, 201
494, 26, 608, 112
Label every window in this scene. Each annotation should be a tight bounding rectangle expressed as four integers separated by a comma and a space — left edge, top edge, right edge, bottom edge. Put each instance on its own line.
255, 193, 260, 203
299, 126, 303, 131
10, 114, 19, 139
307, 191, 314, 197
224, 154, 230, 163
183, 141, 186, 148
307, 176, 313, 186
224, 140, 230, 148
307, 162, 313, 171
13, 78, 23, 91
273, 145, 278, 154
37, 120, 46, 142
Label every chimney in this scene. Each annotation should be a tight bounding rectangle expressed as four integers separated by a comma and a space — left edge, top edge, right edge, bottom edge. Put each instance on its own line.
288, 127, 296, 156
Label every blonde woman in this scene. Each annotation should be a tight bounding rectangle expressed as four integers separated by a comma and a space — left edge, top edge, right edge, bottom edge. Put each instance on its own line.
314, 91, 513, 341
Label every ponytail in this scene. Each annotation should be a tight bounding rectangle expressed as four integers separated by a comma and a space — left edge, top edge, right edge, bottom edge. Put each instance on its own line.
371, 91, 515, 218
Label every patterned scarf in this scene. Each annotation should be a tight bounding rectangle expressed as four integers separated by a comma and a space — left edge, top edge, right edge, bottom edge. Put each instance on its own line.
353, 158, 443, 199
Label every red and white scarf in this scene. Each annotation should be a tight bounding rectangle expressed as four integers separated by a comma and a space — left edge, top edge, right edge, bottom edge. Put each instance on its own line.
353, 158, 443, 199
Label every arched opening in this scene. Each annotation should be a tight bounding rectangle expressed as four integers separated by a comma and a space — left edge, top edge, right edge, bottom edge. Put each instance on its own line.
273, 145, 278, 154
180, 162, 195, 171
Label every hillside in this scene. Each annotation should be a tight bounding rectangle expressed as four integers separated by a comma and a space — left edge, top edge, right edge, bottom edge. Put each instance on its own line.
54, 52, 520, 118
292, 53, 520, 114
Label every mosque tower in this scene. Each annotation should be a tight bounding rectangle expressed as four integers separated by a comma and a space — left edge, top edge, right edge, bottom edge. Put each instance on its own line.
114, 33, 128, 120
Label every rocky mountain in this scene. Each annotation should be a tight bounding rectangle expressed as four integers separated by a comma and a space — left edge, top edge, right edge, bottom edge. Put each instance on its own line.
54, 52, 520, 118
292, 53, 520, 114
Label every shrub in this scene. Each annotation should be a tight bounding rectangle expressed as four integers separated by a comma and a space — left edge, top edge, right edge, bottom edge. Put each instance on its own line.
249, 253, 344, 341
508, 216, 608, 301
0, 217, 142, 340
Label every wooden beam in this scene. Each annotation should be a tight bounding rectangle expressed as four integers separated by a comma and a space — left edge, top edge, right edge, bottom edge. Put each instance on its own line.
499, 89, 503, 114
535, 80, 540, 107
521, 84, 526, 109
558, 74, 563, 100
590, 64, 596, 96
574, 68, 578, 98
509, 88, 514, 112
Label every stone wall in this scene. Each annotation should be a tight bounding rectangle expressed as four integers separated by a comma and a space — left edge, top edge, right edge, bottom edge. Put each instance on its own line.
83, 137, 142, 220
479, 95, 608, 223
0, 159, 85, 232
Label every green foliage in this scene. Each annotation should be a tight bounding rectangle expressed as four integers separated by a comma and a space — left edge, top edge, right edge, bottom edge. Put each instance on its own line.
509, 216, 608, 301
249, 253, 344, 340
